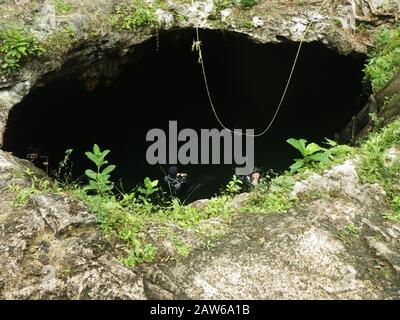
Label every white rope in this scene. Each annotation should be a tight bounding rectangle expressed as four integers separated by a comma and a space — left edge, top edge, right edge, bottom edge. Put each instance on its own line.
192, 1, 329, 137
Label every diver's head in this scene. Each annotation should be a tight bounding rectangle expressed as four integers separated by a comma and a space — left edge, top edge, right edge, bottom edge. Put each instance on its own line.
168, 166, 178, 178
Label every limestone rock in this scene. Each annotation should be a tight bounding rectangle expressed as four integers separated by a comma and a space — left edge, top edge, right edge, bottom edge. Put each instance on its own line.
1, 0, 399, 144
0, 151, 145, 299
0, 0, 400, 299
1, 149, 399, 299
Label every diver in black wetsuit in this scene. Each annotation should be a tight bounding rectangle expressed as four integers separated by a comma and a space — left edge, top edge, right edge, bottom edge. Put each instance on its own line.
164, 166, 189, 196
26, 147, 50, 171
238, 172, 261, 192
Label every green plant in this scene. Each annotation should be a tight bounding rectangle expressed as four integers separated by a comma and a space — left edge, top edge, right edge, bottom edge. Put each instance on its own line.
75, 190, 157, 267
243, 174, 297, 213
0, 23, 45, 72
357, 118, 400, 221
287, 138, 330, 173
225, 175, 243, 194
122, 239, 157, 266
41, 25, 76, 67
83, 144, 116, 195
339, 223, 360, 244
62, 267, 72, 277
286, 138, 351, 174
208, 0, 233, 21
333, 18, 342, 27
55, 0, 74, 15
173, 236, 192, 257
369, 112, 385, 130
7, 168, 55, 208
203, 239, 216, 251
346, 223, 360, 235
240, 18, 253, 29
213, 0, 258, 11
357, 22, 370, 33
203, 196, 236, 221
389, 195, 400, 218
384, 195, 400, 222
55, 149, 74, 184
136, 177, 159, 209
363, 26, 400, 93
239, 0, 259, 8
113, 0, 158, 30
214, 0, 234, 12
162, 198, 205, 228
8, 184, 35, 208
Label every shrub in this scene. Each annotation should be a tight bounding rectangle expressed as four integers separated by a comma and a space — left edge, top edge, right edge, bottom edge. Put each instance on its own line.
113, 0, 158, 30
83, 144, 116, 195
287, 138, 342, 174
0, 23, 45, 72
363, 26, 400, 93
225, 175, 243, 194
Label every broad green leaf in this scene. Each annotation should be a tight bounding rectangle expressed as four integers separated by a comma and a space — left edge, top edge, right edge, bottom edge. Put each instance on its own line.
305, 143, 324, 156
151, 180, 159, 188
93, 144, 101, 155
308, 152, 330, 163
85, 169, 97, 180
17, 46, 26, 55
121, 192, 136, 205
102, 184, 113, 191
82, 185, 96, 192
287, 138, 307, 157
101, 150, 111, 158
83, 180, 98, 191
324, 138, 338, 147
102, 165, 116, 175
85, 151, 97, 164
289, 159, 305, 174
144, 177, 152, 188
89, 180, 98, 188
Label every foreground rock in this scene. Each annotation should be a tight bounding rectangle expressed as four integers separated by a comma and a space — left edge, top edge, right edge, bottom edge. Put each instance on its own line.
0, 151, 146, 299
1, 150, 400, 299
144, 163, 400, 299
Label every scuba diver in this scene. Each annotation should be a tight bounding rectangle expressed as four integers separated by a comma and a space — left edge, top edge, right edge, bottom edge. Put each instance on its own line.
238, 171, 261, 192
164, 166, 189, 196
26, 147, 50, 172
163, 166, 215, 202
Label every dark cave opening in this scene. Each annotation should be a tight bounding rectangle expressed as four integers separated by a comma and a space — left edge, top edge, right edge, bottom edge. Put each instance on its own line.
3, 29, 368, 201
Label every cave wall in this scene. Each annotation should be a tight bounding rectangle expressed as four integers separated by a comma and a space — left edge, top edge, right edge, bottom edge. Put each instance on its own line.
0, 0, 399, 147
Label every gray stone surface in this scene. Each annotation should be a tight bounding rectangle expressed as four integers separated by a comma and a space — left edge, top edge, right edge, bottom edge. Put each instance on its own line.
0, 0, 399, 144
1, 149, 399, 299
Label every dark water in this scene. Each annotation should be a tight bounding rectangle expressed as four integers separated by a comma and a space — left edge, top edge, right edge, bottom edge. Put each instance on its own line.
3, 29, 368, 201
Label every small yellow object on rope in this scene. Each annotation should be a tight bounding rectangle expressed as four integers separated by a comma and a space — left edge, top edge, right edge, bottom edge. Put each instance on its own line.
191, 39, 203, 63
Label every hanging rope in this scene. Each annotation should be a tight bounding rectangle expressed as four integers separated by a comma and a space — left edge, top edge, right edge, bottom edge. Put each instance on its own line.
192, 0, 329, 137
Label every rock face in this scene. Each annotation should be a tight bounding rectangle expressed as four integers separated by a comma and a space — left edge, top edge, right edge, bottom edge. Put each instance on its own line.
0, 0, 399, 145
144, 160, 400, 299
1, 0, 400, 300
1, 149, 399, 299
0, 151, 146, 299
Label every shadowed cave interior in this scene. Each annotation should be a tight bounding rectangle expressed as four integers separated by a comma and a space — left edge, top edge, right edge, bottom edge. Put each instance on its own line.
3, 29, 368, 201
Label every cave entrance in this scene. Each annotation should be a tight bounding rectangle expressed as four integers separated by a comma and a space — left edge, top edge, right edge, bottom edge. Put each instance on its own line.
3, 29, 368, 201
